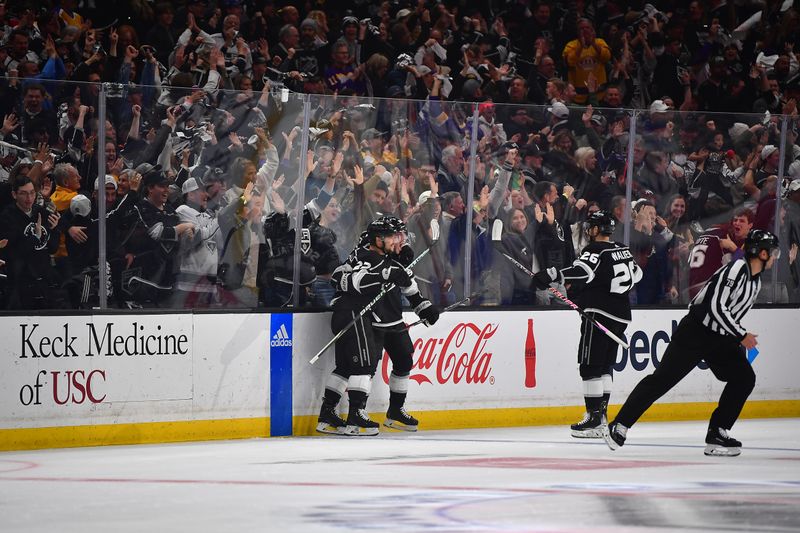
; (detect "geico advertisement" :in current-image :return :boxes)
[1,315,193,421]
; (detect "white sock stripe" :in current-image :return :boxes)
[325,373,348,395]
[582,378,604,397]
[601,373,613,395]
[389,373,409,393]
[348,374,372,394]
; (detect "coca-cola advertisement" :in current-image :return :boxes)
[380,322,497,386]
[292,307,799,423]
[379,315,540,390]
[289,310,591,418]
[524,318,537,388]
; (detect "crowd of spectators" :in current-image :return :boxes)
[0,0,799,311]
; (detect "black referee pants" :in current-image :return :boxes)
[615,314,756,431]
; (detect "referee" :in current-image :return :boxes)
[604,229,780,456]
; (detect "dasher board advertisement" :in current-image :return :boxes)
[294,308,800,416]
[0,315,194,428]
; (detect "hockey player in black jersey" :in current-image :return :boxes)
[316,216,440,436]
[533,211,642,438]
[373,217,441,431]
[604,229,779,456]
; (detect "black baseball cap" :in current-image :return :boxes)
[142,167,170,187]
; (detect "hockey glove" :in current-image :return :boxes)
[381,263,413,288]
[395,244,415,267]
[532,267,558,290]
[414,299,440,326]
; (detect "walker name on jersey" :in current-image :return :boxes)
[381,322,495,386]
[270,324,292,347]
[611,249,633,261]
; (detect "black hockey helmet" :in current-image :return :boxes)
[585,210,616,235]
[385,215,407,235]
[744,229,779,258]
[366,215,406,240]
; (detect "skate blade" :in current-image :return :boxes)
[344,425,379,436]
[602,426,623,450]
[571,427,604,439]
[704,444,741,457]
[316,422,346,435]
[384,419,419,432]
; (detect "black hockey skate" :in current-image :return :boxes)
[704,427,742,457]
[384,406,419,432]
[316,404,347,435]
[345,408,379,436]
[603,421,627,450]
[570,410,604,438]
[600,400,609,426]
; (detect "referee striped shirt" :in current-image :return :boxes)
[689,258,760,340]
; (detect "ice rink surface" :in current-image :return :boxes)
[1,418,799,532]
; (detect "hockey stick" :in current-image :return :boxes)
[544,285,629,349]
[309,219,440,365]
[489,219,629,349]
[127,276,173,291]
[403,288,487,331]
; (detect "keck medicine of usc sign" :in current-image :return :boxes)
[1,316,193,425]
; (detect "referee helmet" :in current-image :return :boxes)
[744,229,779,259]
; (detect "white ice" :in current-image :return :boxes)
[1,419,799,532]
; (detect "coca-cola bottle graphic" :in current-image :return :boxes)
[524,318,537,388]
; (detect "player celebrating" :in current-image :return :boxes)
[316,216,439,436]
[370,217,440,431]
[533,211,642,438]
[604,229,780,456]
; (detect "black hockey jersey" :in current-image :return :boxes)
[377,244,429,331]
[559,240,643,323]
[330,244,426,329]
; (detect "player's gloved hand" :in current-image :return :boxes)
[532,267,558,290]
[395,244,415,267]
[414,299,440,326]
[382,263,413,287]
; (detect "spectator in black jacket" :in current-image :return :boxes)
[124,169,196,306]
[17,83,58,147]
[651,35,688,107]
[0,176,61,309]
[532,180,574,305]
[498,207,537,305]
[144,3,180,67]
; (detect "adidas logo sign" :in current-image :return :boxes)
[271,324,292,347]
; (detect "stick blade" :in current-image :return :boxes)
[429,218,440,242]
[491,218,503,242]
